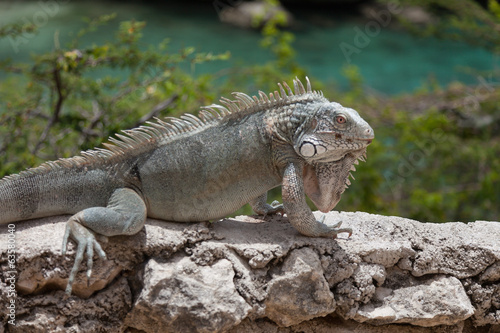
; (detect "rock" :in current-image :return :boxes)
[361,3,436,26]
[398,6,435,25]
[230,316,469,333]
[353,272,474,327]
[125,256,251,333]
[217,0,293,29]
[265,247,336,326]
[1,211,499,332]
[4,277,132,333]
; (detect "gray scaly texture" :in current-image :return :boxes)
[0,78,374,295]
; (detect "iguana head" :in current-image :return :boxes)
[294,101,374,212]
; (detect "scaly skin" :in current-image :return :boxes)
[0,78,374,295]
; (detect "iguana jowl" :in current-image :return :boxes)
[0,78,374,294]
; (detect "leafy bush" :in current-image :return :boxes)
[0,14,229,175]
[330,67,500,222]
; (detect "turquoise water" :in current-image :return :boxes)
[0,0,497,94]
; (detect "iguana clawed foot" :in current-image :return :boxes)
[257,200,285,216]
[317,215,352,238]
[250,195,285,217]
[267,200,285,215]
[60,188,147,295]
[62,217,107,295]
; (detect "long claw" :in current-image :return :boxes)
[62,217,108,295]
[93,239,107,259]
[61,224,71,256]
[263,201,285,216]
[86,238,94,282]
[335,228,352,238]
[66,240,86,295]
[330,220,342,229]
[250,195,285,217]
[318,218,352,239]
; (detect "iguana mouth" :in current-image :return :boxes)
[303,148,367,213]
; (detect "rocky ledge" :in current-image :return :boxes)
[1,211,499,332]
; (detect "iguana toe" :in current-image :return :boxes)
[62,216,107,295]
[322,219,352,238]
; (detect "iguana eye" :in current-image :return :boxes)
[336,115,346,124]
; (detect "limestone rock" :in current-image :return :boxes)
[125,256,251,333]
[217,0,293,29]
[1,211,499,332]
[5,277,132,333]
[354,272,474,327]
[265,247,336,326]
[361,2,436,26]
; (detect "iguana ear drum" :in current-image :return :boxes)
[300,142,316,157]
[299,141,327,158]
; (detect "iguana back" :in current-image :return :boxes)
[0,91,280,223]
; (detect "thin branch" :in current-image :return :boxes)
[133,94,179,127]
[80,100,106,145]
[33,67,65,154]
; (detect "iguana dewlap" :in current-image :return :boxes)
[0,78,374,295]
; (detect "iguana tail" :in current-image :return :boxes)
[0,163,116,224]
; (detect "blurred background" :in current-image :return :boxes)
[0,0,498,222]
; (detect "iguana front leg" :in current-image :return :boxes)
[249,193,284,216]
[61,188,147,295]
[282,162,352,238]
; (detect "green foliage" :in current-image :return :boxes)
[387,0,500,54]
[252,0,294,68]
[0,14,229,176]
[489,0,500,18]
[331,69,500,222]
[0,22,37,39]
[351,0,500,222]
[224,0,305,94]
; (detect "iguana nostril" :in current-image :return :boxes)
[364,128,374,139]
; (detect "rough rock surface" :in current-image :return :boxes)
[217,0,294,29]
[1,211,499,332]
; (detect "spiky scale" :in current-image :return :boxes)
[278,83,287,98]
[269,93,276,103]
[220,97,238,113]
[306,77,312,93]
[294,77,306,94]
[259,91,269,103]
[283,82,294,96]
[235,92,254,106]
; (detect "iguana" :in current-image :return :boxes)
[0,78,374,295]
